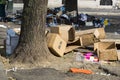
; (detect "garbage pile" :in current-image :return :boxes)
[1,6,111,28]
[46,6,110,28]
[3,6,118,63]
[46,25,119,62]
[4,25,120,63]
[0,9,22,24]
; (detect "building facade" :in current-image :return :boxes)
[13,0,119,9]
[78,0,119,9]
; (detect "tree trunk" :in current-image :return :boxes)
[10,0,54,65]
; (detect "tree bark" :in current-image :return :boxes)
[10,0,54,64]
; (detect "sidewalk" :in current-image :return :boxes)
[79,8,120,15]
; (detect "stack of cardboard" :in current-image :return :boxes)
[75,28,118,61]
[47,26,119,61]
[47,25,75,56]
[47,26,105,57]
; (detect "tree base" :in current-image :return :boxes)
[9,43,58,68]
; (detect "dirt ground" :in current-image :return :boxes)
[0,15,120,80]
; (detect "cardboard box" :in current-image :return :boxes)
[79,33,99,46]
[117,50,120,61]
[94,42,118,60]
[50,25,75,42]
[47,33,67,57]
[75,28,105,39]
[94,28,106,39]
[67,33,99,47]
